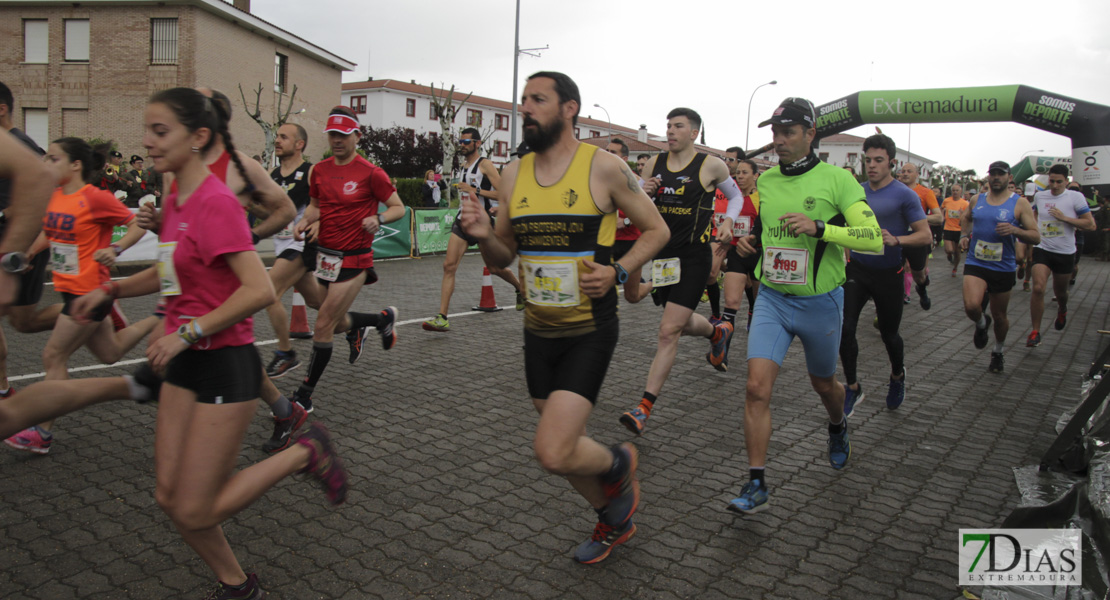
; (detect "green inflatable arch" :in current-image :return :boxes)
[814,85,1110,195]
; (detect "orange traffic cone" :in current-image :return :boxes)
[289,290,313,338]
[473,267,503,312]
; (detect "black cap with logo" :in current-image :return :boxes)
[987,161,1011,174]
[759,97,817,129]
[109,150,123,158]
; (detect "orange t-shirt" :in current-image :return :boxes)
[940,197,969,231]
[43,184,135,294]
[913,184,939,214]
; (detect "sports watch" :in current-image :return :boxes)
[0,251,29,274]
[612,262,629,284]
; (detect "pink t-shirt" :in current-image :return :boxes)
[160,175,256,350]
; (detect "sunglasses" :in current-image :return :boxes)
[722,157,738,163]
[458,139,476,145]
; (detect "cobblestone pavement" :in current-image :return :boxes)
[0,252,1106,599]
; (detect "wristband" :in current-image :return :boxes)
[190,319,203,340]
[251,231,261,245]
[812,220,826,239]
[894,236,901,246]
[110,243,123,255]
[99,281,121,299]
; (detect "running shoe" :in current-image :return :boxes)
[1023,281,1030,292]
[265,350,300,378]
[706,321,734,372]
[886,369,906,410]
[601,443,640,526]
[377,306,398,350]
[708,315,723,327]
[573,517,635,565]
[989,352,1005,374]
[1055,311,1067,331]
[516,290,525,311]
[973,315,992,350]
[292,388,314,414]
[1026,331,1041,347]
[903,294,911,305]
[5,426,52,454]
[842,383,864,418]
[109,300,130,332]
[951,267,957,277]
[726,480,769,515]
[916,283,931,310]
[828,424,851,470]
[295,422,348,505]
[422,314,449,332]
[130,363,163,403]
[346,326,369,364]
[1017,264,1025,280]
[650,287,663,307]
[0,386,14,399]
[619,407,649,436]
[262,401,309,454]
[201,573,264,600]
[700,290,709,303]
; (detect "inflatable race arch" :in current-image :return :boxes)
[813,85,1110,195]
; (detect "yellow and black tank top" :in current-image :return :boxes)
[510,143,617,338]
[651,152,715,254]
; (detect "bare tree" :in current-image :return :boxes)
[239,83,299,168]
[429,83,472,206]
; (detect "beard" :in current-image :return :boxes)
[522,116,564,154]
[989,178,1008,193]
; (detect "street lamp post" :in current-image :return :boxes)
[745,80,777,152]
[509,0,547,152]
[593,103,611,139]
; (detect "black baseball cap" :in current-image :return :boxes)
[109,150,123,158]
[988,161,1011,174]
[130,154,144,164]
[759,97,816,129]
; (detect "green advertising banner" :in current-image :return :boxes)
[413,208,477,255]
[812,85,1110,193]
[372,207,412,259]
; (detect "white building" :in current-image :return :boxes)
[752,133,937,179]
[340,78,664,166]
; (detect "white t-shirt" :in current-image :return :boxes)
[1033,189,1090,255]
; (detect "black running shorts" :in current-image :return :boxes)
[652,244,712,311]
[12,251,49,307]
[1032,247,1075,275]
[524,320,618,405]
[318,267,378,288]
[724,244,759,276]
[902,244,930,272]
[963,264,1016,294]
[165,344,263,404]
[60,292,110,322]
[942,230,962,244]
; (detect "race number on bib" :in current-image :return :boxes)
[947,209,962,219]
[315,249,343,282]
[733,216,752,238]
[1040,220,1064,238]
[157,242,182,296]
[521,257,579,307]
[973,239,1003,262]
[652,258,681,287]
[50,242,79,276]
[275,224,294,240]
[763,247,809,285]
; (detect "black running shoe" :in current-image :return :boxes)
[973,315,992,349]
[292,388,314,414]
[266,350,301,378]
[262,401,309,454]
[346,327,369,364]
[989,352,1005,373]
[916,283,931,310]
[131,363,163,404]
[377,306,398,350]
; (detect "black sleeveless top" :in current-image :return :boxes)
[651,152,714,254]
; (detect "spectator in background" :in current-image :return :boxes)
[422,169,447,208]
[636,153,650,176]
[99,150,132,196]
[125,154,161,207]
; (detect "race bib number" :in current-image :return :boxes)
[315,248,343,282]
[652,258,681,287]
[157,242,181,296]
[947,209,962,219]
[521,257,579,307]
[275,224,294,240]
[763,247,809,285]
[50,241,79,275]
[1040,220,1064,238]
[733,216,752,238]
[973,239,1003,262]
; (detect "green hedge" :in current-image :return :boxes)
[394,178,424,208]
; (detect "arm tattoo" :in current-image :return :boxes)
[621,163,640,193]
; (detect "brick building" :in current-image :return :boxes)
[1,0,354,162]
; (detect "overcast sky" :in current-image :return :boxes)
[254,0,1109,174]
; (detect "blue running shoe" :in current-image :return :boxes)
[573,517,636,564]
[619,407,649,436]
[886,369,906,410]
[842,383,864,418]
[828,424,851,470]
[726,480,769,515]
[706,321,734,372]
